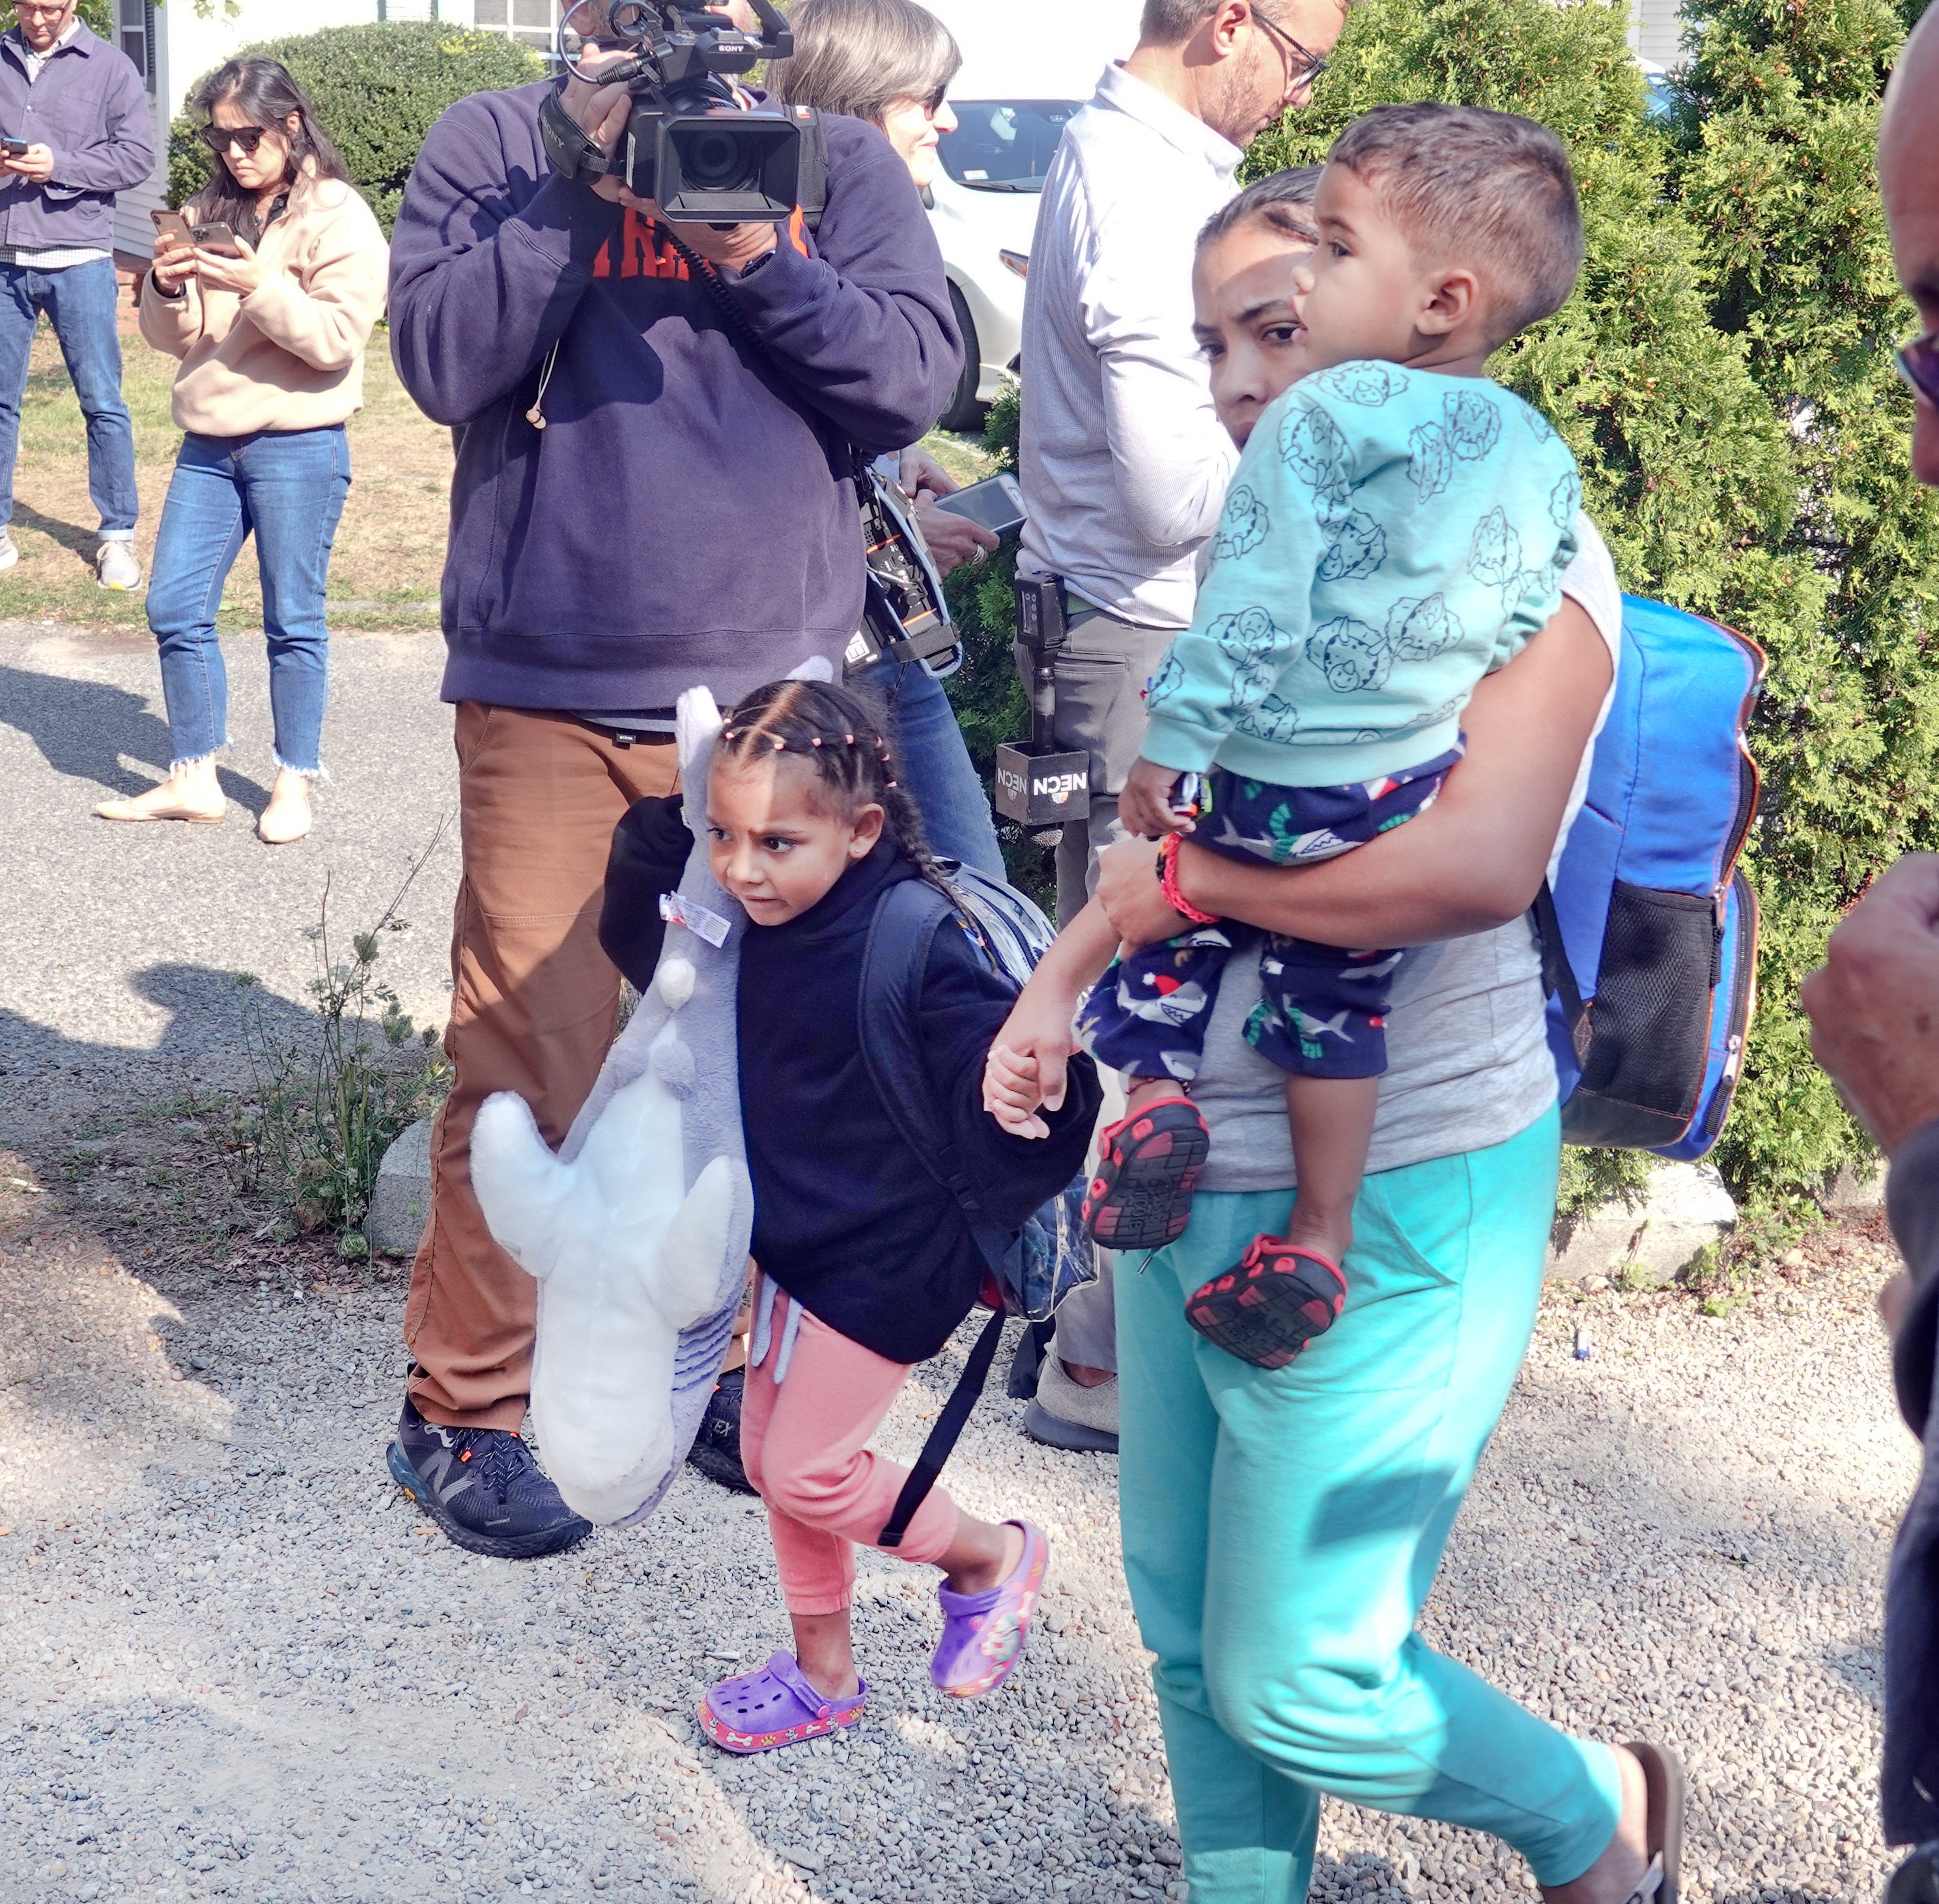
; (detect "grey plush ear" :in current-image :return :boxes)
[787,655,836,683]
[675,686,724,829]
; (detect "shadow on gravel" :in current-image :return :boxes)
[0,659,272,813]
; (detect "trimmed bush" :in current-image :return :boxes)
[167,21,543,236]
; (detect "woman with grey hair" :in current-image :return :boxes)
[767,0,1006,879]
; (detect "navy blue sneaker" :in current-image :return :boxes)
[685,1368,755,1496]
[387,1395,592,1559]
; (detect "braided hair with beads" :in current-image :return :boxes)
[716,679,963,908]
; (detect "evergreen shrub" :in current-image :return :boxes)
[166,21,543,236]
[941,0,1936,1217]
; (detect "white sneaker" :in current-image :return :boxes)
[96,541,141,590]
[0,530,17,571]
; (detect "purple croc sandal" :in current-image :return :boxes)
[931,1520,1049,1699]
[698,1651,867,1755]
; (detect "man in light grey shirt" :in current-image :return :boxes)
[1014,0,1346,1448]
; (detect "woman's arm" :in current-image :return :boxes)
[231,198,390,376]
[1099,595,1615,954]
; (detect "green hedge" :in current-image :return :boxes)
[944,0,1939,1220]
[167,21,543,236]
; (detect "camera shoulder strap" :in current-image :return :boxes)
[787,105,829,235]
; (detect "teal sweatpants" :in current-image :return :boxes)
[1118,1109,1622,1903]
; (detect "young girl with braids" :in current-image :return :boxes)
[694,677,1102,1755]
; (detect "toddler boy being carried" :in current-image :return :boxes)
[992,104,1587,1370]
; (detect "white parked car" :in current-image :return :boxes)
[927,99,1081,429]
[919,0,1144,430]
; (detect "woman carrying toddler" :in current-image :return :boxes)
[694,677,1101,1754]
[991,108,1684,1904]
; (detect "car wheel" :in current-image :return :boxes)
[938,284,984,434]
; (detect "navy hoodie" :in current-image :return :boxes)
[738,844,1102,1366]
[388,82,963,714]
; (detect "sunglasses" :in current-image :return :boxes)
[1899,330,1939,409]
[1252,7,1330,94]
[197,123,272,157]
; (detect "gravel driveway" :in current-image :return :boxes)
[0,1180,1918,1904]
[0,618,459,1146]
[0,620,1920,1904]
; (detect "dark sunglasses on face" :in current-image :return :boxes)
[197,123,271,157]
[1899,331,1939,409]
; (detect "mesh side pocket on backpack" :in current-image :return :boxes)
[1578,882,1716,1122]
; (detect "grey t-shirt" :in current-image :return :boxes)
[1190,516,1624,1191]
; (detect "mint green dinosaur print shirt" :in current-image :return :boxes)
[1140,361,1581,787]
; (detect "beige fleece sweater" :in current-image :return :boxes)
[139,173,390,436]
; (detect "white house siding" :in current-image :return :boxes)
[1628,0,1685,66]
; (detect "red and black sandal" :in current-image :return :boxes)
[1081,1095,1211,1250]
[1185,1235,1346,1369]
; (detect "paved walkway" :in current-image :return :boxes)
[0,619,460,1142]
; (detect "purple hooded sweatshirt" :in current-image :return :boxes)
[388,80,962,715]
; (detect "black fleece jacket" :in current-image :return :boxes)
[737,842,1101,1365]
[1884,1116,1939,1845]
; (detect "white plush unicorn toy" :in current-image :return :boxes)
[470,681,765,1527]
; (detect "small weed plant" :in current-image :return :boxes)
[225,836,451,1249]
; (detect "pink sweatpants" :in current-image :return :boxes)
[740,1288,963,1615]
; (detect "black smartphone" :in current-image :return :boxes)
[930,472,1027,539]
[2,138,29,159]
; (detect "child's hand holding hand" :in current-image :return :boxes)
[1119,758,1195,841]
[984,1042,1061,1140]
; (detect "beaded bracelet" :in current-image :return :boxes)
[1159,834,1220,926]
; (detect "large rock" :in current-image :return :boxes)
[1548,1161,1738,1287]
[369,1115,436,1258]
[1822,1158,1886,1215]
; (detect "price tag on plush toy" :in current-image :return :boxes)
[661,890,732,948]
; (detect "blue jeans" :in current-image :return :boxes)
[847,655,1004,880]
[147,427,350,774]
[0,257,139,537]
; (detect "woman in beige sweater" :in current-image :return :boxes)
[97,57,388,844]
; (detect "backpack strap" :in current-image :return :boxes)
[878,1308,1007,1550]
[858,877,1017,1548]
[1532,880,1593,1065]
[858,877,1017,1282]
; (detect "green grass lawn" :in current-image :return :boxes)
[3,298,455,634]
[2,286,995,636]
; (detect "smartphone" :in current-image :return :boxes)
[150,208,193,244]
[1,137,28,159]
[191,221,244,258]
[930,472,1026,539]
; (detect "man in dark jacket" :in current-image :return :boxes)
[0,0,153,589]
[1804,12,1939,1870]
[384,17,961,1558]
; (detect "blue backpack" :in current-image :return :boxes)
[859,861,1098,1546]
[1536,596,1765,1159]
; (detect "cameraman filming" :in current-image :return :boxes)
[384,0,962,1559]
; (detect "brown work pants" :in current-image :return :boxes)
[404,703,679,1430]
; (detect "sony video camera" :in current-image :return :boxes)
[544,0,821,224]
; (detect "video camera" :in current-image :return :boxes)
[544,0,821,224]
